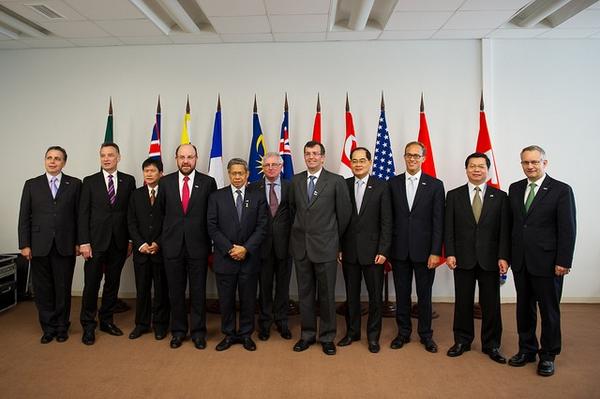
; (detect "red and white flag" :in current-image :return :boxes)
[417,93,438,177]
[476,93,500,189]
[312,93,321,143]
[339,93,357,178]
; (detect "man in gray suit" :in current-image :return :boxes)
[289,140,351,355]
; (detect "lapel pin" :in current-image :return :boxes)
[421,182,427,185]
[194,185,199,188]
[489,194,494,198]
[543,187,548,190]
[367,185,372,189]
[313,191,319,196]
[65,181,70,185]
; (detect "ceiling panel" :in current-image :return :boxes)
[219,33,273,42]
[0,0,86,23]
[95,19,164,37]
[386,11,453,30]
[443,10,517,29]
[0,39,29,49]
[195,0,265,17]
[209,15,270,34]
[269,14,328,33]
[265,0,330,15]
[68,37,123,46]
[63,0,144,20]
[538,28,599,38]
[459,0,532,11]
[39,20,111,38]
[379,30,435,39]
[169,32,222,44]
[392,0,464,12]
[119,35,174,45]
[273,32,327,41]
[327,29,381,41]
[553,10,600,29]
[487,27,548,38]
[21,37,74,47]
[433,29,492,39]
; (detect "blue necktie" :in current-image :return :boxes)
[307,176,316,202]
[235,189,243,221]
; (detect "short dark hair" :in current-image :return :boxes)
[45,146,67,161]
[142,157,163,172]
[350,146,371,161]
[304,140,325,155]
[404,141,426,156]
[101,142,120,154]
[175,143,198,157]
[227,158,248,171]
[465,152,490,169]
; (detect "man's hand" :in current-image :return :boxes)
[127,242,133,258]
[427,254,441,269]
[20,247,32,261]
[374,254,386,265]
[229,245,247,261]
[498,259,509,274]
[337,252,343,263]
[80,244,92,260]
[140,243,151,254]
[555,265,570,277]
[148,242,160,255]
[75,245,80,256]
[446,256,457,270]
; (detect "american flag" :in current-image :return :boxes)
[372,108,395,180]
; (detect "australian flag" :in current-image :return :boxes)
[248,103,266,183]
[148,97,161,160]
[372,109,395,180]
[279,107,294,180]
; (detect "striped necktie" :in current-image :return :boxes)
[107,174,116,206]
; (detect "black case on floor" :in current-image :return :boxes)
[0,255,18,312]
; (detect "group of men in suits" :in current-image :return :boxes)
[18,141,576,376]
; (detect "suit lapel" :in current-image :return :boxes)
[479,186,496,224]
[346,178,358,215]
[526,176,551,217]
[396,174,410,213]
[54,175,71,200]
[309,171,329,208]
[458,185,477,225]
[358,177,375,216]
[298,172,309,206]
[411,174,427,211]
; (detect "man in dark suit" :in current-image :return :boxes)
[207,158,267,351]
[159,143,217,350]
[18,146,81,343]
[127,157,169,341]
[445,152,510,364]
[508,145,576,377]
[338,147,392,354]
[79,142,136,345]
[289,140,351,356]
[388,141,444,353]
[248,152,293,341]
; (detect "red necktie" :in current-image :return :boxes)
[182,176,190,214]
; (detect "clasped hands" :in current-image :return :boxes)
[229,244,247,261]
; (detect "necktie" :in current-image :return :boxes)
[525,182,537,212]
[50,177,58,199]
[150,188,156,206]
[269,183,279,217]
[108,174,116,206]
[235,189,243,221]
[407,176,416,210]
[182,176,190,214]
[307,176,316,203]
[472,186,482,223]
[355,180,365,212]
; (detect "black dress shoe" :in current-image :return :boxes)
[82,331,95,346]
[154,328,167,341]
[321,342,336,355]
[368,341,380,353]
[508,352,537,367]
[277,324,292,340]
[421,338,438,353]
[56,332,69,343]
[40,333,54,344]
[129,326,150,340]
[447,343,471,357]
[337,336,359,347]
[390,335,410,349]
[293,339,316,352]
[537,360,555,376]
[100,322,123,336]
[258,329,270,341]
[483,348,507,364]
[216,336,236,351]
[193,337,207,350]
[170,336,183,349]
[243,337,257,351]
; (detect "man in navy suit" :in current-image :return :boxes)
[18,146,81,343]
[388,141,445,353]
[79,142,136,345]
[207,158,267,351]
[508,145,576,377]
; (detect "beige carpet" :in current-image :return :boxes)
[0,299,598,399]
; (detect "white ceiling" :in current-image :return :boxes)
[0,0,599,50]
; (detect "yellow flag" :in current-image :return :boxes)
[180,97,191,144]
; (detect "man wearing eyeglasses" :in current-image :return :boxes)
[388,141,445,354]
[248,152,293,341]
[507,145,576,377]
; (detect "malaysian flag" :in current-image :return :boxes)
[279,94,294,180]
[148,96,161,160]
[372,93,395,181]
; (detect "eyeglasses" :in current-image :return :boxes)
[263,163,282,168]
[304,151,322,157]
[351,158,369,165]
[404,153,423,160]
[520,160,542,166]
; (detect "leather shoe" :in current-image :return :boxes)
[216,336,236,351]
[421,338,438,353]
[508,352,537,367]
[447,343,471,357]
[337,335,359,347]
[193,337,207,350]
[258,329,270,341]
[56,332,69,343]
[321,342,336,355]
[368,341,380,353]
[243,337,257,351]
[129,326,150,340]
[170,336,183,349]
[82,331,95,346]
[390,335,410,349]
[483,348,507,364]
[293,339,316,352]
[40,333,54,344]
[100,322,123,336]
[277,324,292,340]
[537,360,555,377]
[154,328,167,341]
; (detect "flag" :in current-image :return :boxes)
[417,93,438,177]
[208,95,224,189]
[476,92,500,189]
[148,96,161,160]
[180,96,191,144]
[312,93,321,142]
[279,93,294,180]
[248,96,266,183]
[339,93,357,178]
[104,98,113,143]
[372,92,395,181]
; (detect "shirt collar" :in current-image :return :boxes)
[102,169,117,179]
[528,173,546,187]
[46,172,62,183]
[406,170,422,181]
[147,185,158,195]
[354,175,369,185]
[231,184,246,196]
[308,168,322,180]
[467,181,486,195]
[266,176,281,186]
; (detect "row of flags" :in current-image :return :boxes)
[102,93,500,190]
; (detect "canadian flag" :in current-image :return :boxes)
[476,93,500,189]
[339,93,357,178]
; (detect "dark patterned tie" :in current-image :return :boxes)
[472,186,482,223]
[150,188,156,206]
[108,174,116,206]
[269,183,278,217]
[308,176,316,202]
[236,189,243,221]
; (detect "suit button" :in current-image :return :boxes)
[149,213,153,217]
[149,226,153,230]
[523,224,527,228]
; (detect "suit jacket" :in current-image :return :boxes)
[509,175,576,276]
[288,169,351,263]
[127,185,163,264]
[247,178,291,260]
[159,171,217,259]
[388,172,445,263]
[18,173,82,257]
[78,171,135,251]
[444,184,510,271]
[207,186,268,274]
[341,176,392,265]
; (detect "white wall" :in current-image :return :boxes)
[1,39,598,301]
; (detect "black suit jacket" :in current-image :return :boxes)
[127,185,163,264]
[159,171,217,259]
[388,172,445,263]
[509,175,576,276]
[18,173,81,257]
[207,186,268,274]
[78,171,135,251]
[445,184,510,271]
[341,176,392,265]
[247,178,291,260]
[289,169,352,263]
